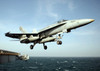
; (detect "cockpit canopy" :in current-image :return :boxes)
[57,19,67,23]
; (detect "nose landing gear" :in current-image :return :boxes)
[57,41,62,45]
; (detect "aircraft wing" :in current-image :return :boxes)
[38,22,66,34]
[5,22,66,39]
[5,32,38,39]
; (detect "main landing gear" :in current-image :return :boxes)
[30,45,34,49]
[30,43,47,50]
[30,43,36,50]
[43,43,47,50]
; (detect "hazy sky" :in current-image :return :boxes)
[0,0,100,57]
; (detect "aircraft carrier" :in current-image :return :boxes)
[0,49,29,64]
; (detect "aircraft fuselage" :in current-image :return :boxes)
[40,19,94,38]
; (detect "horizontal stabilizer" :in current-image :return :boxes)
[5,32,38,39]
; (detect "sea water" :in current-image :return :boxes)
[0,57,100,71]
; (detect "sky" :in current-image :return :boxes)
[0,0,100,57]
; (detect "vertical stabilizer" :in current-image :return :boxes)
[32,29,37,33]
[19,26,27,33]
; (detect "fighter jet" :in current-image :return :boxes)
[5,19,94,50]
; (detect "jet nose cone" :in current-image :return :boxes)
[78,19,95,26]
[90,19,95,22]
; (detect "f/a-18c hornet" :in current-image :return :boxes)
[5,19,94,50]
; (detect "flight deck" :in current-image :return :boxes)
[0,49,28,64]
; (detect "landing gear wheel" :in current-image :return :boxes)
[30,45,33,49]
[44,46,47,50]
[57,41,62,45]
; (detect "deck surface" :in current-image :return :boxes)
[0,49,20,56]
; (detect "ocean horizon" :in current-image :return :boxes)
[0,57,100,71]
